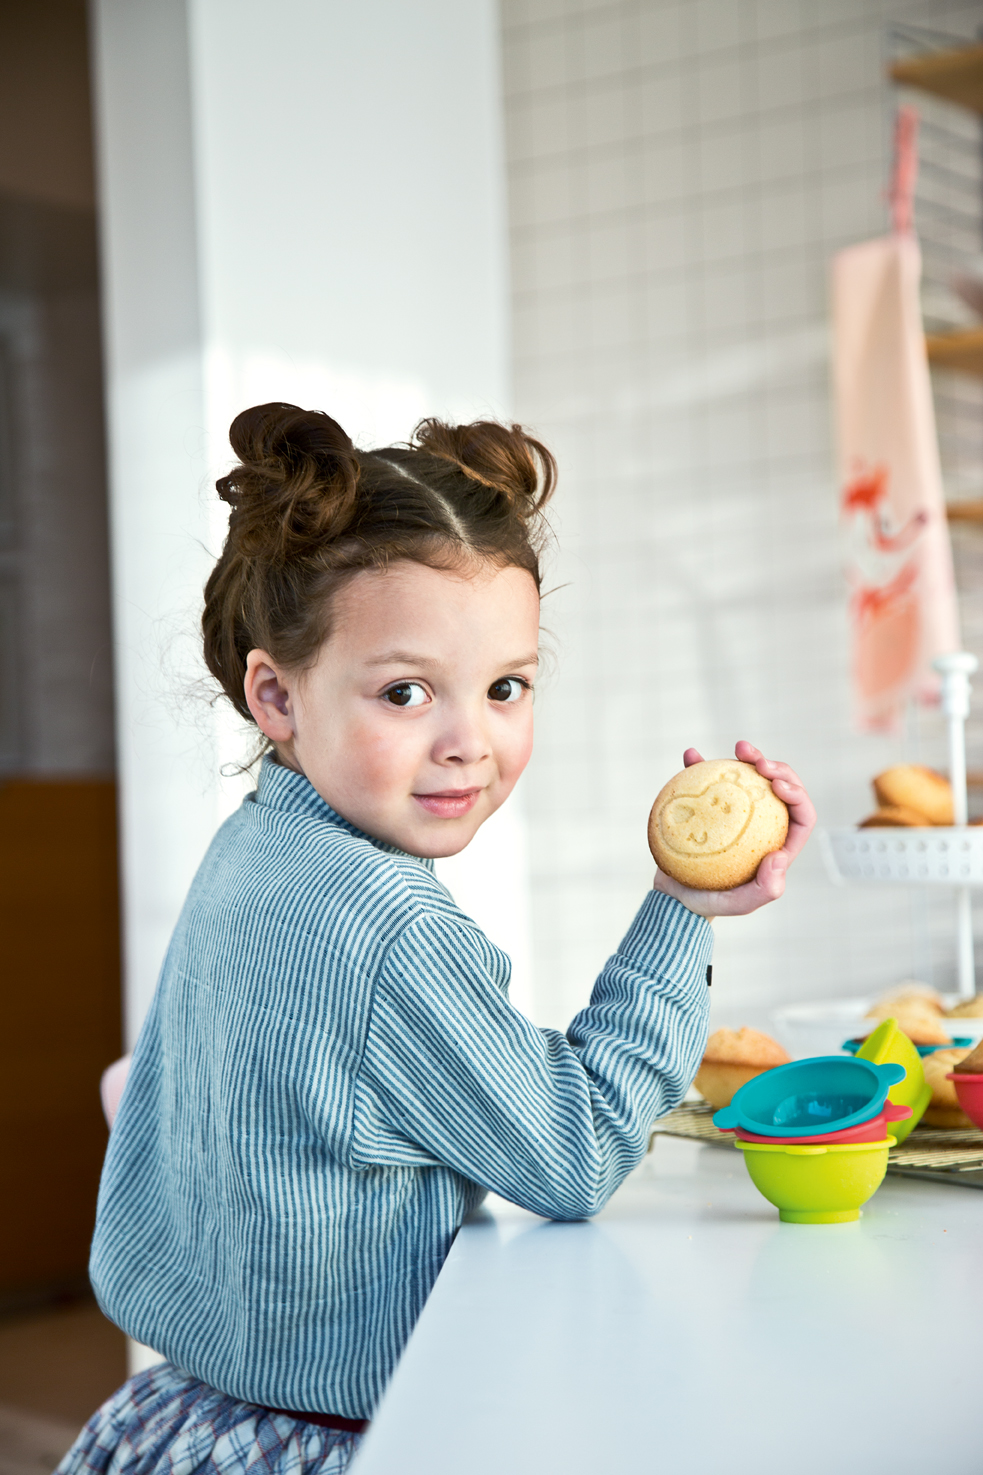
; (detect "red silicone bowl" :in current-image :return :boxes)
[724,1100,911,1146]
[946,1072,983,1130]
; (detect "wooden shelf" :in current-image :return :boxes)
[946,499,983,523]
[890,43,983,113]
[926,328,983,376]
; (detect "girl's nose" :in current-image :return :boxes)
[432,707,491,767]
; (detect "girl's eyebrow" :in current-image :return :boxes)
[365,650,540,669]
[364,650,440,668]
[366,649,421,664]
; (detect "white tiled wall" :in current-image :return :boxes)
[502,0,983,1032]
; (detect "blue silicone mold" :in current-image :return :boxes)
[712,1055,906,1138]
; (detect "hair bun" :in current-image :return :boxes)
[227,402,355,470]
[411,418,555,518]
[217,403,360,560]
[204,404,556,726]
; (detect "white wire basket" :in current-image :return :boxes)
[821,827,983,886]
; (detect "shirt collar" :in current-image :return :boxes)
[253,755,435,870]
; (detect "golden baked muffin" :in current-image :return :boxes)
[648,759,789,891]
[953,1039,983,1074]
[876,981,944,1013]
[922,1047,973,1127]
[872,765,953,826]
[858,805,932,828]
[694,1026,790,1110]
[947,994,983,1019]
[863,1001,951,1046]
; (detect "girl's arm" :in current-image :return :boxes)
[351,891,711,1221]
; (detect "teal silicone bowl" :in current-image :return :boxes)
[713,1056,905,1138]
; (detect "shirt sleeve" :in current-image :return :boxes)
[350,890,712,1220]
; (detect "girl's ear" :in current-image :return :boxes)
[244,649,295,743]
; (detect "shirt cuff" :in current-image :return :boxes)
[616,889,714,984]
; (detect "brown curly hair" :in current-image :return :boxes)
[202,403,557,721]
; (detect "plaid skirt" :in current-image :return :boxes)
[55,1363,363,1475]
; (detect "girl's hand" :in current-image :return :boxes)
[652,740,816,919]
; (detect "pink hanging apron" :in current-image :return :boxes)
[831,231,960,731]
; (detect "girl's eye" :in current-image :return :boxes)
[488,678,526,704]
[384,682,429,708]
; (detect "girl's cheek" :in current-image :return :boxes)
[348,713,421,787]
[502,710,535,777]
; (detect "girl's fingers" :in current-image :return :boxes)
[712,852,789,916]
[733,740,817,860]
[682,747,704,766]
[779,808,817,862]
[736,742,800,791]
[772,776,817,861]
[768,772,810,804]
[752,849,789,898]
[760,762,798,784]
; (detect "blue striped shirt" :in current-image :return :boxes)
[91,758,712,1419]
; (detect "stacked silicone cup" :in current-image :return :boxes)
[713,1057,907,1223]
[946,1070,983,1129]
[731,1099,911,1145]
[855,1018,931,1143]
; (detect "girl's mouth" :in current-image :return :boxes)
[413,788,481,819]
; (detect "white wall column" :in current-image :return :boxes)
[91,0,530,1043]
[90,0,212,1043]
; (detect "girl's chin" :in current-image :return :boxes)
[399,810,488,860]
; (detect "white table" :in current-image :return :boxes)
[353,1135,981,1474]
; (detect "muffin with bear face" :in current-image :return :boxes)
[648,759,789,891]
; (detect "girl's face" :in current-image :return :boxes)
[244,559,540,858]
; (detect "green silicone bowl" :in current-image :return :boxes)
[735,1137,892,1223]
[855,1018,930,1142]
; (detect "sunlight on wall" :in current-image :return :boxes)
[94,0,526,1037]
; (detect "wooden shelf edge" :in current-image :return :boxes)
[890,43,983,113]
[947,500,983,523]
[927,328,983,377]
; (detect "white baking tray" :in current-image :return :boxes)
[820,826,983,886]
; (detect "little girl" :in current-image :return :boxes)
[61,405,814,1475]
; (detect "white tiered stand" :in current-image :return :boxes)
[821,652,981,999]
